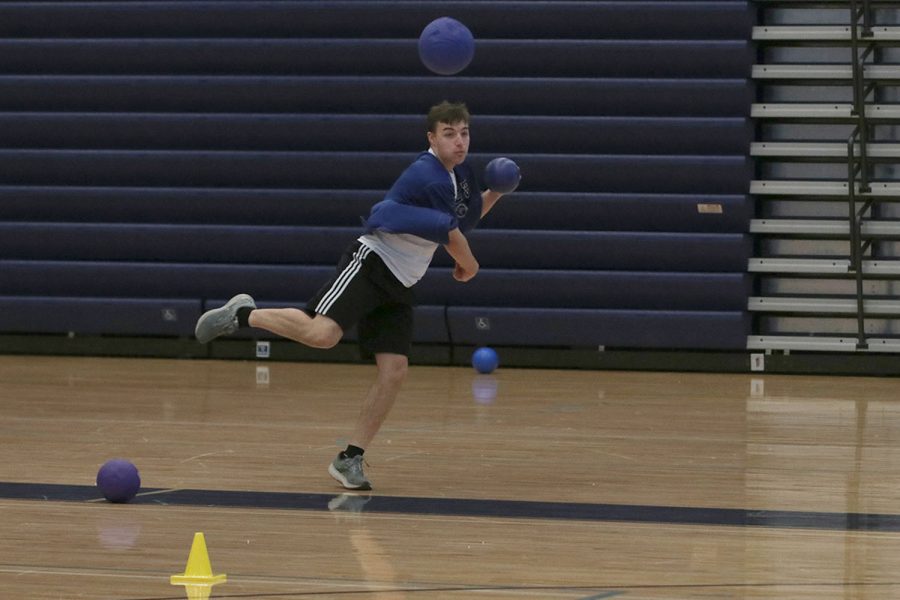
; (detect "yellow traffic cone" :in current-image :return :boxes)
[171,532,227,594]
[179,583,214,600]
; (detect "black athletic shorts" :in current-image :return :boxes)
[305,240,415,359]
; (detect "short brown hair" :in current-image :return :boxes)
[427,101,470,132]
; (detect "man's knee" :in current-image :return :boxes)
[308,316,343,348]
[376,354,409,387]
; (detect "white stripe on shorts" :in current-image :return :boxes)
[315,244,372,316]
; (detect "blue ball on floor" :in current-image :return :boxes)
[472,347,499,374]
[418,17,475,75]
[484,157,521,194]
[96,459,141,503]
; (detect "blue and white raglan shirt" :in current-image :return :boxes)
[360,150,483,287]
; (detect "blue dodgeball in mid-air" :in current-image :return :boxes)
[418,17,475,75]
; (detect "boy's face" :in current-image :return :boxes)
[427,120,470,169]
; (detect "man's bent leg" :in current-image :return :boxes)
[249,308,343,348]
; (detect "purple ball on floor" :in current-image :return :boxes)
[96,459,141,503]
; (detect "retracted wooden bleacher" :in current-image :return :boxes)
[0,1,754,357]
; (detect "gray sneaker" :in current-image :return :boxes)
[328,454,372,490]
[194,294,256,343]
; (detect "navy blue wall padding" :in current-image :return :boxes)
[0,39,752,78]
[0,261,750,312]
[0,114,751,155]
[446,307,750,350]
[216,300,450,344]
[3,187,751,233]
[0,260,336,300]
[0,297,199,336]
[0,76,752,117]
[0,224,750,272]
[418,271,751,311]
[0,150,751,194]
[0,1,754,351]
[0,2,753,39]
[464,231,752,272]
[0,186,381,227]
[480,193,752,233]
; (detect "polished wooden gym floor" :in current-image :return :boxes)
[2,354,900,599]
